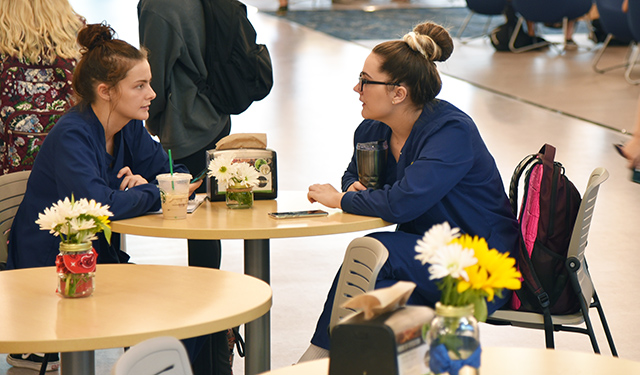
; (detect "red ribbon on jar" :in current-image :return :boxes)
[56,247,98,274]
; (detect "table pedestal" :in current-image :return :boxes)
[61,351,95,375]
[244,239,271,375]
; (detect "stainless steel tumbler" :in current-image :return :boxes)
[356,140,388,189]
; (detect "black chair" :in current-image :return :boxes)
[457,0,508,42]
[625,0,640,83]
[509,0,592,52]
[592,0,635,74]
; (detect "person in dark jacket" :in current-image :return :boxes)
[138,2,239,373]
[301,21,519,361]
[138,0,232,270]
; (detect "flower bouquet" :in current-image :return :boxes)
[414,222,521,375]
[36,196,113,298]
[208,154,260,208]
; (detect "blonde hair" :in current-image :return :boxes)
[0,0,84,63]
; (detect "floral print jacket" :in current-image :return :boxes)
[0,54,76,175]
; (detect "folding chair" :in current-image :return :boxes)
[487,168,618,356]
[329,236,389,331]
[112,336,193,375]
[0,170,30,270]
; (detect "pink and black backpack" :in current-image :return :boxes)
[509,144,582,319]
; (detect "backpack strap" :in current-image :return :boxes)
[538,290,555,348]
[508,153,538,217]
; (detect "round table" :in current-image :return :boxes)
[111,190,391,375]
[0,264,272,375]
[261,347,640,375]
[110,191,389,240]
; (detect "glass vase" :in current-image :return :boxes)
[426,303,481,375]
[225,185,254,209]
[55,242,97,298]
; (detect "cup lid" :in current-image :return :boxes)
[157,173,192,181]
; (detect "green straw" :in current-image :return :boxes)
[168,149,175,190]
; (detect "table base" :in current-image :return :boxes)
[61,351,95,375]
[245,239,271,375]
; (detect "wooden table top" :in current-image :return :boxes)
[110,191,391,240]
[0,264,272,353]
[261,347,640,375]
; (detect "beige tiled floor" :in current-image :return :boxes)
[2,0,639,374]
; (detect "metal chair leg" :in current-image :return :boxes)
[457,11,474,38]
[592,291,619,356]
[508,17,552,53]
[625,42,640,84]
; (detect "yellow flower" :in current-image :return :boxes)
[415,223,522,322]
[457,241,522,301]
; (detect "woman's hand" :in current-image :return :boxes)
[117,167,148,190]
[347,181,367,192]
[308,183,345,209]
[623,136,640,169]
[189,180,203,196]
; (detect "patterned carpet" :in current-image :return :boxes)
[266,7,583,41]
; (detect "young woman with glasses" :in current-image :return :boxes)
[301,21,519,361]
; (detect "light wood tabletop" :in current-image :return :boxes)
[261,347,639,375]
[110,190,391,375]
[110,191,390,240]
[0,264,271,375]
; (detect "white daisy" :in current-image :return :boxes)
[35,206,67,236]
[36,196,113,244]
[233,162,261,188]
[69,217,97,232]
[208,154,236,188]
[427,242,477,281]
[77,198,113,218]
[415,222,461,265]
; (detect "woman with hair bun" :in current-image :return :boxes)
[7,23,197,269]
[302,22,519,360]
[0,0,84,175]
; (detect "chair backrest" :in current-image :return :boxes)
[512,0,592,23]
[329,236,389,331]
[567,167,609,308]
[627,0,640,40]
[111,336,193,375]
[466,0,507,16]
[0,171,30,267]
[596,0,634,41]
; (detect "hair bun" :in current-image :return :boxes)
[403,31,441,61]
[77,23,115,52]
[405,22,453,62]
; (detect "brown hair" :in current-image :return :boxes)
[72,23,148,108]
[372,22,453,108]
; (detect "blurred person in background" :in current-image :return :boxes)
[0,0,84,176]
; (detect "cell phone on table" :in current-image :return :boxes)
[613,143,625,158]
[191,168,208,183]
[268,210,329,219]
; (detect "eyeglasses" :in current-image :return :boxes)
[358,73,400,92]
